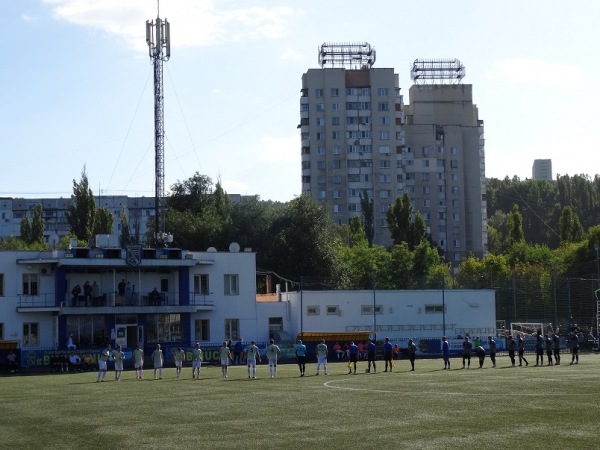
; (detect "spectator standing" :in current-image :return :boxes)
[71,284,81,307]
[118,279,126,296]
[315,339,328,376]
[83,281,92,306]
[91,281,100,306]
[233,339,244,365]
[7,350,18,372]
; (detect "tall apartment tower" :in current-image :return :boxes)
[300,47,487,263]
[532,159,552,181]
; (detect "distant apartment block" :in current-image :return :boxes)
[532,159,552,181]
[300,45,487,262]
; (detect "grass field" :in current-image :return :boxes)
[1,354,599,449]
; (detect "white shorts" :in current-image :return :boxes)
[114,361,123,371]
[175,361,183,368]
[247,359,257,368]
[98,360,107,371]
[317,356,327,365]
[220,358,229,366]
[192,360,202,369]
[268,358,277,367]
[154,362,163,369]
[134,362,143,370]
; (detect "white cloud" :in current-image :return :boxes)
[42,0,297,51]
[281,47,304,61]
[221,179,249,194]
[258,135,298,163]
[486,58,584,88]
[21,14,38,22]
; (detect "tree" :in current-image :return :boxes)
[386,192,427,250]
[506,204,525,246]
[31,204,45,245]
[359,189,374,247]
[168,172,213,214]
[264,194,346,283]
[559,206,584,245]
[348,216,367,248]
[119,205,131,248]
[20,215,32,244]
[93,207,114,236]
[66,166,96,242]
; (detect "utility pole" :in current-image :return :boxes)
[146,1,170,246]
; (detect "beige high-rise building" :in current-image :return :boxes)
[300,47,487,263]
[532,159,552,181]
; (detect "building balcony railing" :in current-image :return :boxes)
[17,291,215,309]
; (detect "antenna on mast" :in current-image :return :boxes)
[146,1,171,246]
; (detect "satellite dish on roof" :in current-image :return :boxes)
[207,247,217,253]
[229,242,240,253]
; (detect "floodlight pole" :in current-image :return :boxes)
[372,279,377,342]
[146,4,170,246]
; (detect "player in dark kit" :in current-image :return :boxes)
[366,339,377,373]
[518,334,529,367]
[383,337,393,372]
[535,330,544,366]
[545,334,553,365]
[487,336,497,368]
[507,335,516,367]
[475,345,485,368]
[462,336,472,369]
[552,331,561,365]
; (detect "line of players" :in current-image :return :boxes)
[451,329,581,370]
[94,329,583,382]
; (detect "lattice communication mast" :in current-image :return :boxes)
[410,58,465,84]
[318,42,376,69]
[146,3,171,245]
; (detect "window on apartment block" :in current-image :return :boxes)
[194,274,209,295]
[316,103,325,112]
[224,274,239,296]
[330,88,339,97]
[316,117,325,126]
[317,146,325,155]
[224,319,240,340]
[22,273,39,296]
[331,116,340,126]
[315,88,323,97]
[195,319,210,342]
[23,322,39,347]
[316,132,325,141]
[377,88,389,96]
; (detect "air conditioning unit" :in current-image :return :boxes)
[41,267,52,276]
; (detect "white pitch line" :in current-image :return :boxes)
[322,379,592,396]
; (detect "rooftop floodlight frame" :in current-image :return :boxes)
[410,58,465,84]
[318,42,376,69]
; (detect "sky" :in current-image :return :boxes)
[2,0,599,202]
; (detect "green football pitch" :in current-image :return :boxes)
[1,354,599,449]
